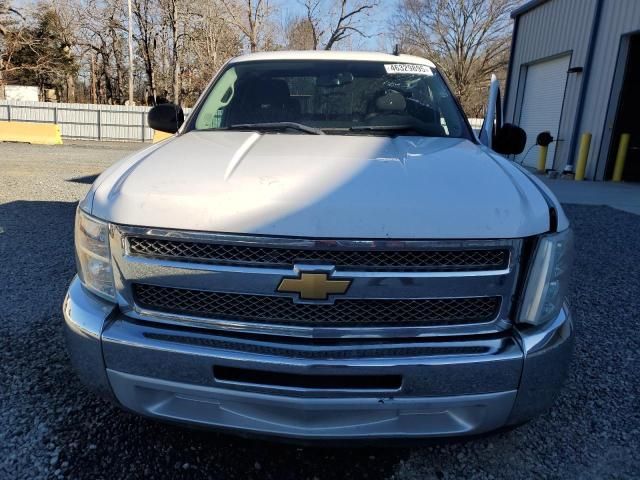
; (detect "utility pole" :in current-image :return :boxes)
[90,53,97,103]
[127,0,134,105]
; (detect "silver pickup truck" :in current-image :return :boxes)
[64,51,574,440]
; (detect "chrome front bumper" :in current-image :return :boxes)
[63,276,574,440]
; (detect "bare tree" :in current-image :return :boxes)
[49,0,81,101]
[106,3,127,103]
[131,0,159,102]
[392,0,517,116]
[0,0,23,98]
[300,0,322,49]
[323,0,377,50]
[160,0,181,103]
[0,0,22,36]
[1,28,59,80]
[284,15,317,50]
[221,0,272,52]
[2,0,385,106]
[1,5,79,101]
[157,0,200,105]
[287,0,378,51]
[182,1,241,103]
[76,0,129,103]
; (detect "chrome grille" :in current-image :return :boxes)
[143,333,492,358]
[113,226,521,338]
[133,283,501,327]
[127,237,509,271]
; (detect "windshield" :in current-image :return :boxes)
[192,60,471,138]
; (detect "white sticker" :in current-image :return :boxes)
[384,64,433,76]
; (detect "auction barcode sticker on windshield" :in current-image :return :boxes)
[384,64,433,76]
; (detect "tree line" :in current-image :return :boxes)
[0,0,518,116]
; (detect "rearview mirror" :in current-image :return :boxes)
[493,123,527,155]
[148,103,184,134]
[316,72,354,87]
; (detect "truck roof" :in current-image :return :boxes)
[228,50,436,68]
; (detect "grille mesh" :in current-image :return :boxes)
[133,284,501,327]
[127,237,509,271]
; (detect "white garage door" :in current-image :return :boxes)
[516,55,570,168]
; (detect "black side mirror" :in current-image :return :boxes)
[493,123,527,155]
[148,103,184,134]
[536,131,554,147]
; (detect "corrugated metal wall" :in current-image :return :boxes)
[506,0,640,179]
[579,0,640,179]
[505,0,597,171]
[0,101,192,142]
[514,54,571,168]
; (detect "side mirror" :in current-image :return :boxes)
[536,131,554,147]
[493,123,527,155]
[148,103,184,134]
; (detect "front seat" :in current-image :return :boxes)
[226,78,300,125]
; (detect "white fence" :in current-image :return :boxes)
[0,99,484,142]
[0,100,192,142]
[468,118,483,134]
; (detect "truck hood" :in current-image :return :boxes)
[89,131,554,238]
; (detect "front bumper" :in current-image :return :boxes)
[63,276,574,440]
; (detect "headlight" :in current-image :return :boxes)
[75,208,115,301]
[518,228,573,326]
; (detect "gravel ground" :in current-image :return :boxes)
[0,141,638,479]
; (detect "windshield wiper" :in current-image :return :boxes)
[348,125,430,136]
[227,122,324,135]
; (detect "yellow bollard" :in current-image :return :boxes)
[612,133,631,182]
[537,145,548,173]
[575,132,592,181]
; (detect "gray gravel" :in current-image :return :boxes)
[1,141,639,479]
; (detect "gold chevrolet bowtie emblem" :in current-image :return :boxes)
[277,272,351,300]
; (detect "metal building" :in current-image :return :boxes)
[504,0,640,181]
